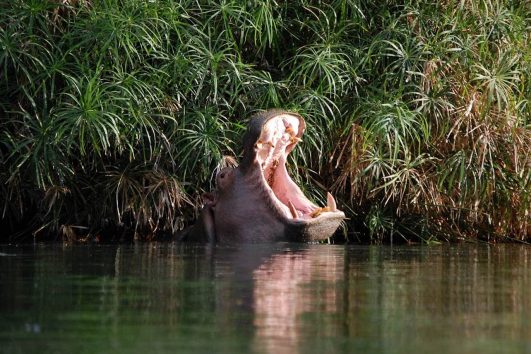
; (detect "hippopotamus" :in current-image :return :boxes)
[186,109,345,243]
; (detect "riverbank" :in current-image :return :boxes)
[1,0,529,243]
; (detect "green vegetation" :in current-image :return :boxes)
[0,0,529,243]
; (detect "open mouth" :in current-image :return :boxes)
[252,113,340,221]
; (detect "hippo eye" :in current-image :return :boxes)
[219,172,225,179]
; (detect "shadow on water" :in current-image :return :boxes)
[1,243,531,353]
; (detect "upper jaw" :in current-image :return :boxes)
[244,110,344,223]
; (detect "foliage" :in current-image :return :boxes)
[0,0,529,242]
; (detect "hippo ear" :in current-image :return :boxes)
[221,155,238,168]
[202,192,217,206]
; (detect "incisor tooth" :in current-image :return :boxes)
[288,200,298,219]
[289,136,301,144]
[327,192,337,212]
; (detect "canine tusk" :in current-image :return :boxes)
[327,192,337,212]
[288,200,299,219]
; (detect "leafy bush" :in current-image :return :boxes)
[1,0,529,242]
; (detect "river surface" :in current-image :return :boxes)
[1,243,530,353]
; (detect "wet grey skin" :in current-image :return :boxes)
[186,109,345,243]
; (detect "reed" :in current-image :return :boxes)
[1,0,529,242]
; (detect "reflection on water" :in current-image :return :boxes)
[253,248,343,354]
[1,243,531,353]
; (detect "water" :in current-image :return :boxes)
[1,243,531,354]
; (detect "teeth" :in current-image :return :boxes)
[289,136,301,144]
[256,140,275,149]
[326,192,337,212]
[310,208,323,218]
[288,200,299,219]
[285,125,302,145]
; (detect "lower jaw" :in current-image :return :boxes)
[259,169,339,221]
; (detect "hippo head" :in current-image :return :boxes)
[188,110,345,243]
[239,110,345,237]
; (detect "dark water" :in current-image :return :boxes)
[1,243,531,354]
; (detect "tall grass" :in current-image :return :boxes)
[0,0,529,242]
